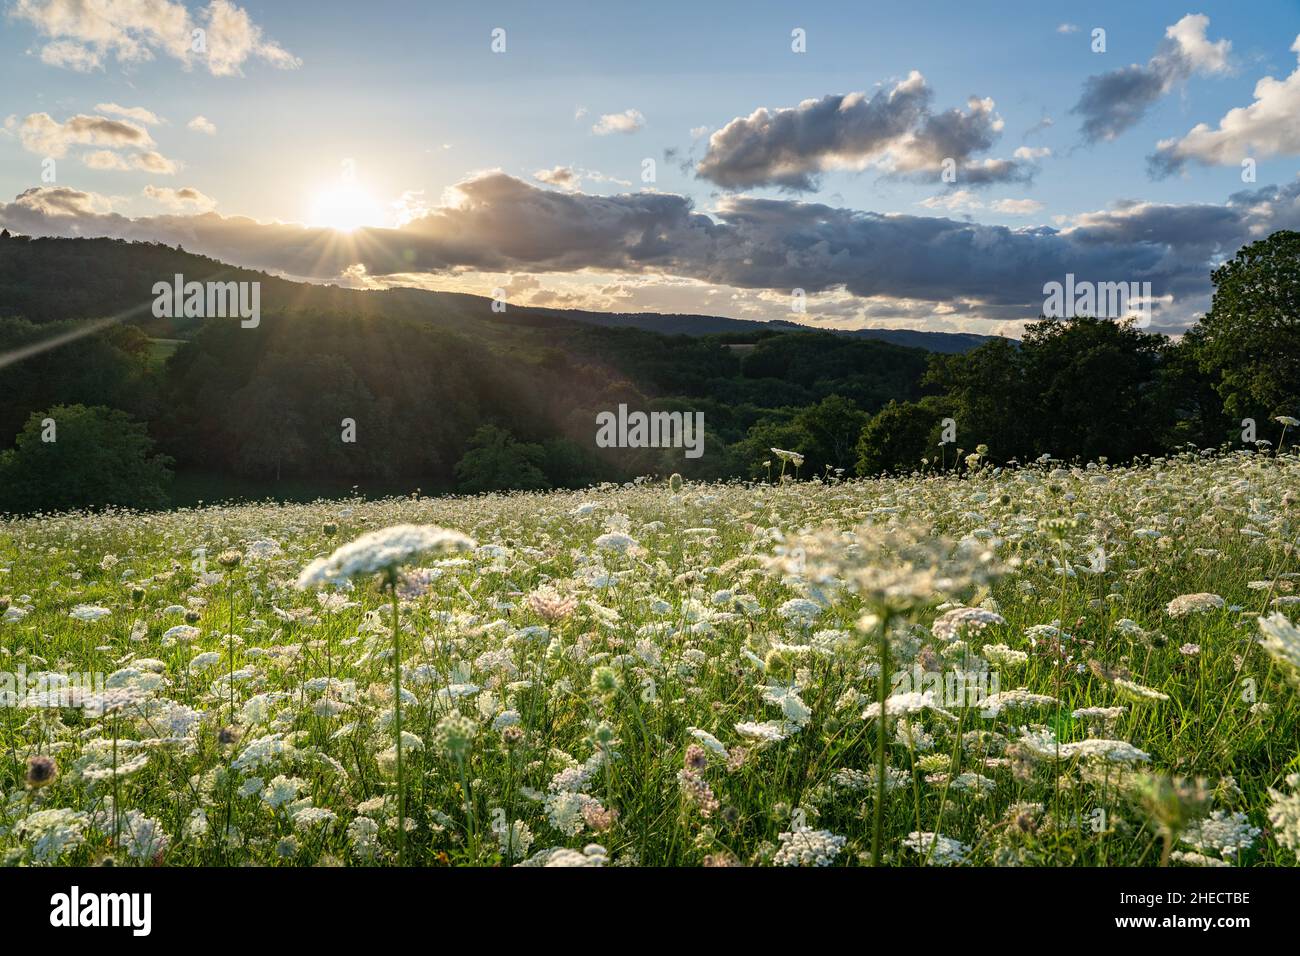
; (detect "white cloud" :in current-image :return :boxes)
[9,112,153,157]
[1151,34,1300,174]
[83,149,179,174]
[990,198,1045,215]
[1057,24,1079,35]
[1013,146,1051,160]
[39,39,102,71]
[187,114,217,135]
[96,102,161,125]
[4,185,113,216]
[1165,13,1231,74]
[143,184,215,210]
[918,190,1042,217]
[7,110,177,173]
[592,109,644,135]
[918,189,983,213]
[534,166,580,190]
[12,0,300,77]
[203,0,300,76]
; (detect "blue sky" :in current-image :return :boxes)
[2,0,1299,335]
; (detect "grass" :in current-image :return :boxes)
[0,449,1297,867]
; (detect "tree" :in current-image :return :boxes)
[924,337,1030,462]
[0,404,172,513]
[856,397,949,475]
[924,318,1167,464]
[1017,316,1165,463]
[733,395,869,478]
[454,425,550,493]
[1196,230,1300,419]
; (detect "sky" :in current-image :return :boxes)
[1,0,1298,337]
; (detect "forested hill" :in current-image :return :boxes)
[0,234,941,502]
[0,233,996,352]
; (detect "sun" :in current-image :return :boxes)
[308,181,385,232]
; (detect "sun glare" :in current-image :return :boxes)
[308,182,385,232]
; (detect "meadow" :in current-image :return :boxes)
[1,449,1298,867]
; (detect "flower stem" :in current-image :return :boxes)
[389,575,405,866]
[871,614,891,867]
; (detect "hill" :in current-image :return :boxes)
[0,233,999,353]
[0,235,941,502]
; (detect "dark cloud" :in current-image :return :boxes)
[1071,13,1230,144]
[695,73,1032,191]
[4,173,1296,331]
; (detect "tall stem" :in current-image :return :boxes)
[389,576,405,866]
[228,579,236,722]
[871,613,891,866]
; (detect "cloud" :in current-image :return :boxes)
[11,0,300,77]
[1057,24,1079,35]
[918,192,1045,217]
[143,184,215,210]
[4,173,1296,332]
[8,110,178,173]
[696,73,1032,191]
[203,0,300,75]
[592,109,645,135]
[1014,145,1051,160]
[1072,14,1230,143]
[95,102,161,124]
[1150,34,1300,176]
[990,198,1045,215]
[187,114,217,135]
[82,149,179,174]
[38,38,103,71]
[534,165,631,191]
[8,112,153,157]
[918,189,984,213]
[534,166,580,189]
[4,186,113,217]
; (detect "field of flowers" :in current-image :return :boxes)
[1,450,1299,867]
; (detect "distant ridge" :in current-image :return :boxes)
[0,234,1002,353]
[548,310,999,353]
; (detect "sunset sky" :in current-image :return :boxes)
[2,0,1298,335]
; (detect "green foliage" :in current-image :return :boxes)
[923,317,1199,464]
[454,425,550,493]
[0,317,155,446]
[734,395,869,477]
[856,396,950,475]
[1195,230,1300,419]
[0,404,172,513]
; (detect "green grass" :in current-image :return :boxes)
[144,337,185,369]
[0,450,1297,867]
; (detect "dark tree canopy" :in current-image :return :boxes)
[0,404,173,513]
[1195,230,1300,419]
